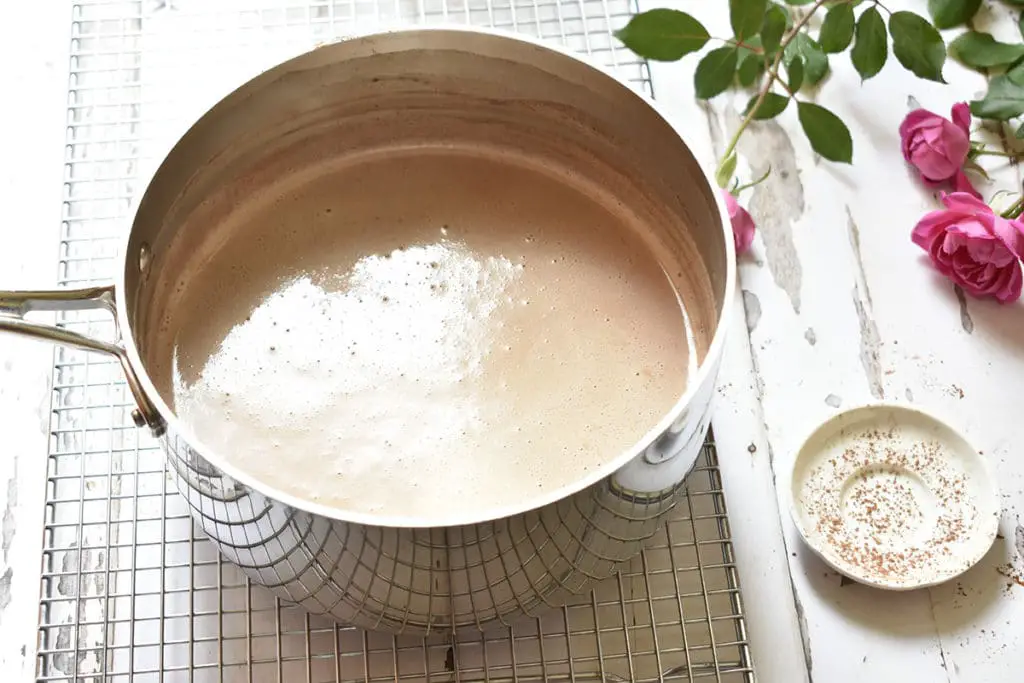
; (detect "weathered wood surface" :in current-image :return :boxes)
[646,1,1024,680]
[3,2,1024,681]
[0,3,72,679]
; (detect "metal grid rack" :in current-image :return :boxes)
[37,1,754,681]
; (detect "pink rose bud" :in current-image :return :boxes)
[899,103,979,197]
[951,167,981,198]
[912,192,1024,303]
[722,190,755,255]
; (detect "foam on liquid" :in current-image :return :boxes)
[153,148,695,520]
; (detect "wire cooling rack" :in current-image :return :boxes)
[38,1,754,681]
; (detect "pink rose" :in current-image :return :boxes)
[899,103,980,198]
[723,190,755,254]
[911,192,1024,303]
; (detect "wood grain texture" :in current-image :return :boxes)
[0,2,72,679]
[4,2,1024,681]
[646,0,1024,680]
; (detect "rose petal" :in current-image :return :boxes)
[997,263,1024,303]
[949,220,995,243]
[913,191,1024,303]
[919,173,947,189]
[901,108,971,184]
[915,148,960,181]
[899,109,940,139]
[912,210,954,250]
[952,169,982,199]
[940,121,971,167]
[950,102,971,136]
[991,215,1024,260]
[721,190,756,255]
[941,192,991,215]
[900,110,941,161]
[964,238,1009,266]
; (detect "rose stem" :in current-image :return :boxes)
[974,149,1022,160]
[1000,195,1024,219]
[715,0,830,178]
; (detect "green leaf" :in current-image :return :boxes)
[615,9,711,62]
[738,52,765,86]
[777,3,794,29]
[761,5,787,55]
[745,92,790,119]
[851,6,887,80]
[736,36,764,86]
[695,47,740,98]
[783,0,815,5]
[1016,122,1024,139]
[784,33,829,85]
[889,11,946,83]
[787,55,805,91]
[927,0,982,29]
[970,61,1024,120]
[731,0,769,39]
[950,32,1024,69]
[819,4,855,53]
[716,152,738,188]
[1019,11,1024,39]
[797,101,853,163]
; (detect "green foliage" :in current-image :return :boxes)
[819,4,855,54]
[971,61,1024,120]
[784,33,829,85]
[786,55,805,91]
[798,102,853,163]
[760,5,787,55]
[950,32,1024,69]
[731,0,768,40]
[889,11,946,83]
[850,7,887,81]
[927,0,982,29]
[746,92,791,119]
[695,47,741,98]
[737,39,765,87]
[614,9,709,61]
[611,0,964,171]
[958,0,1024,124]
[716,151,739,188]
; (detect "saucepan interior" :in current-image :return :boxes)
[119,28,731,526]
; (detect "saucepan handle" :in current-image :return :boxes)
[0,285,166,435]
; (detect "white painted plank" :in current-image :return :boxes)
[640,17,813,677]
[710,295,814,683]
[643,0,1024,680]
[5,2,1023,681]
[0,2,74,679]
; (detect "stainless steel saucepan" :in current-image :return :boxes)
[0,27,734,634]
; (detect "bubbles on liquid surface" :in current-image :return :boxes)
[160,149,695,520]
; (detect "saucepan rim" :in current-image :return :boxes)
[115,24,738,529]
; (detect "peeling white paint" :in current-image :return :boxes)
[0,2,73,678]
[654,1,1024,680]
[1,2,1022,683]
[737,115,806,315]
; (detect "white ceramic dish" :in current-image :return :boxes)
[788,402,1000,590]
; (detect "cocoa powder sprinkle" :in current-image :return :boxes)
[800,424,981,585]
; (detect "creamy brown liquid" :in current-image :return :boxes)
[152,147,694,519]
